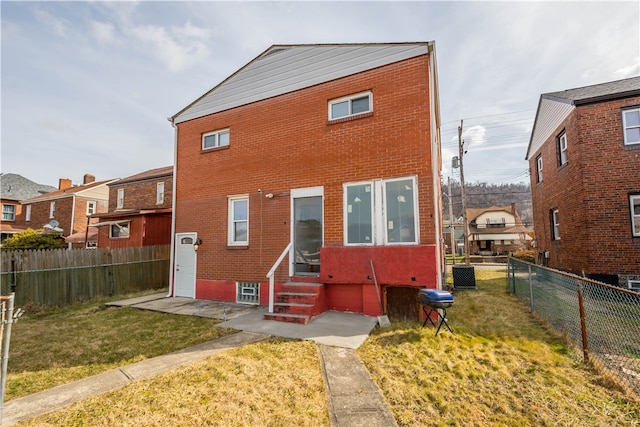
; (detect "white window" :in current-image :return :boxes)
[558,132,568,166]
[110,221,130,238]
[25,205,31,222]
[552,209,560,240]
[156,182,165,205]
[344,176,418,245]
[536,155,543,183]
[228,195,248,245]
[87,201,96,215]
[631,195,640,237]
[329,91,372,120]
[622,108,640,145]
[117,188,124,209]
[203,129,230,150]
[2,204,15,221]
[629,280,640,291]
[236,282,259,304]
[49,201,56,219]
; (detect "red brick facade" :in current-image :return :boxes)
[529,95,640,286]
[108,170,172,212]
[173,49,442,316]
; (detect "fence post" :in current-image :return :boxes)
[1,294,16,421]
[576,282,590,362]
[528,265,534,312]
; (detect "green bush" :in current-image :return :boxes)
[511,249,535,263]
[1,228,66,251]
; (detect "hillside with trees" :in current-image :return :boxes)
[442,180,532,227]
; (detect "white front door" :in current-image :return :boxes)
[174,232,197,298]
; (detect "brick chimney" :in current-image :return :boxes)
[511,202,517,215]
[58,178,72,190]
[83,174,96,185]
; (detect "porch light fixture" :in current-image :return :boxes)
[193,238,203,251]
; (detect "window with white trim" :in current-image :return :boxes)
[536,155,543,183]
[622,108,640,145]
[49,201,56,219]
[203,129,230,150]
[344,176,418,245]
[629,280,640,291]
[236,282,259,304]
[110,221,130,238]
[156,182,165,204]
[551,209,560,240]
[2,204,15,221]
[631,195,640,237]
[329,91,372,120]
[117,188,124,209]
[558,132,568,166]
[87,201,96,215]
[25,205,31,222]
[228,195,248,245]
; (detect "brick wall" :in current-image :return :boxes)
[108,177,173,211]
[175,55,439,284]
[530,95,640,280]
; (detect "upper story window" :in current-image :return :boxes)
[156,182,165,205]
[49,201,56,219]
[203,129,230,150]
[551,208,560,240]
[557,131,568,166]
[117,188,124,209]
[110,221,130,238]
[536,155,543,183]
[329,91,372,121]
[2,204,15,221]
[25,205,31,222]
[630,195,640,237]
[622,108,640,145]
[228,195,248,245]
[87,201,96,215]
[344,176,418,245]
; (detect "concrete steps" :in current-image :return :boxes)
[264,282,326,324]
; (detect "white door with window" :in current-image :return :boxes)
[174,232,197,298]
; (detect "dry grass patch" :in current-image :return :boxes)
[7,293,235,400]
[18,338,329,427]
[359,280,640,426]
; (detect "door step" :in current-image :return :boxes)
[264,282,326,324]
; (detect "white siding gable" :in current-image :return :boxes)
[173,43,430,124]
[526,97,575,160]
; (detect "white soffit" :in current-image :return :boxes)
[173,43,429,124]
[527,98,575,159]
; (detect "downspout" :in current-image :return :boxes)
[68,194,76,250]
[428,41,444,290]
[166,118,179,297]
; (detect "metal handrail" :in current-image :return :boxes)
[266,242,292,313]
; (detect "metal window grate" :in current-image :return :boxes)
[236,282,259,304]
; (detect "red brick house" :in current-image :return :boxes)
[89,166,173,249]
[21,174,114,248]
[526,76,640,290]
[169,43,443,322]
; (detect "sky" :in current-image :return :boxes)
[2,1,639,189]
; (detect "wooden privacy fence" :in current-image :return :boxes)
[0,245,170,307]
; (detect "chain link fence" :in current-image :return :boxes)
[508,257,640,398]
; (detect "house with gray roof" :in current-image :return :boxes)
[525,76,640,290]
[1,173,56,241]
[168,42,443,323]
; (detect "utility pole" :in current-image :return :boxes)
[447,176,455,265]
[458,120,470,265]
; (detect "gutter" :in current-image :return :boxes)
[167,118,179,298]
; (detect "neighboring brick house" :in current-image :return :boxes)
[169,42,443,322]
[20,174,114,247]
[89,166,173,249]
[0,173,56,241]
[466,204,532,255]
[525,76,640,290]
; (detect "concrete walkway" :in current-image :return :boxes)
[2,294,397,426]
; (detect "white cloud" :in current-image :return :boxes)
[614,58,640,79]
[33,7,71,38]
[130,22,212,72]
[90,20,117,45]
[463,126,487,148]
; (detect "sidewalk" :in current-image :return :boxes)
[2,295,397,426]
